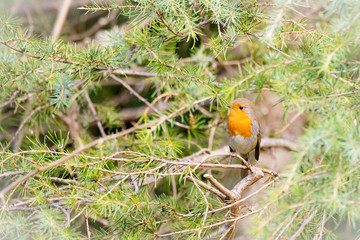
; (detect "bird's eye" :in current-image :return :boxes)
[239,106,244,110]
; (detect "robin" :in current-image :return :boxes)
[226,98,261,177]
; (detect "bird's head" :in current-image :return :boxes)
[227,98,255,116]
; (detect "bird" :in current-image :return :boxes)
[226,98,261,177]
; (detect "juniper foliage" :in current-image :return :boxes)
[0,0,359,239]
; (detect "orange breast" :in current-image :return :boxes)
[227,110,252,138]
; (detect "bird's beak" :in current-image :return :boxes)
[227,105,233,109]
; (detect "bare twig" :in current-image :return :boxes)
[245,32,295,59]
[69,10,118,42]
[0,89,21,110]
[111,74,192,130]
[85,92,106,137]
[314,210,326,240]
[231,60,297,90]
[185,176,226,201]
[70,206,87,223]
[159,15,186,37]
[52,0,72,40]
[274,208,302,240]
[0,171,25,179]
[145,46,215,91]
[157,206,264,237]
[5,104,50,150]
[203,174,234,200]
[194,19,215,28]
[208,116,220,150]
[331,74,359,90]
[78,5,139,11]
[103,67,158,77]
[341,11,360,33]
[170,175,177,198]
[289,208,317,240]
[276,110,305,134]
[85,210,91,240]
[111,75,161,115]
[51,203,71,227]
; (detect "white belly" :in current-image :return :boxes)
[227,133,257,154]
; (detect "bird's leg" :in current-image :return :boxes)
[241,153,254,173]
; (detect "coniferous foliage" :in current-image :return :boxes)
[0,0,359,239]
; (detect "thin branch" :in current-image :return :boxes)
[289,209,317,240]
[245,32,296,59]
[203,174,234,200]
[274,208,302,240]
[187,162,268,239]
[314,210,326,240]
[52,0,72,40]
[5,104,50,150]
[111,75,161,115]
[0,89,21,110]
[78,5,139,11]
[211,178,276,215]
[276,110,305,134]
[111,74,192,130]
[194,19,215,28]
[159,15,186,37]
[157,206,264,237]
[331,74,359,90]
[341,11,360,33]
[231,60,297,90]
[85,92,106,137]
[0,171,25,179]
[70,206,87,223]
[51,203,71,227]
[69,9,118,42]
[111,68,157,77]
[0,39,40,59]
[85,210,91,240]
[208,116,220,150]
[145,46,215,92]
[186,176,226,201]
